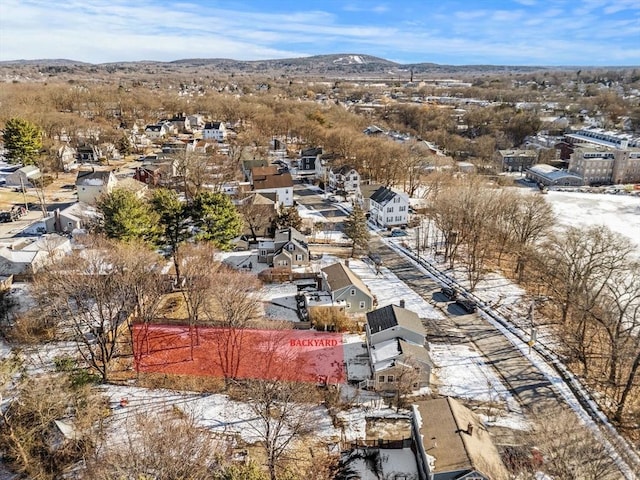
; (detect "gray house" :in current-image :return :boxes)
[364,304,432,392]
[320,262,373,314]
[258,227,310,270]
[366,304,427,347]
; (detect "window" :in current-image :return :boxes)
[378,375,385,383]
[387,375,394,382]
[288,244,294,251]
[386,206,393,212]
[359,301,366,309]
[346,302,351,309]
[296,254,303,261]
[399,205,406,212]
[350,289,356,296]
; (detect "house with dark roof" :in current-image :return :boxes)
[412,397,509,480]
[366,304,427,347]
[298,147,323,175]
[203,121,227,142]
[257,227,309,270]
[75,169,117,204]
[369,186,410,229]
[328,165,360,194]
[144,123,168,140]
[363,304,431,392]
[320,261,373,314]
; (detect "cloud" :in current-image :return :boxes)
[0,0,638,65]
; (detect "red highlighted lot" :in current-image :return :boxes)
[133,325,346,384]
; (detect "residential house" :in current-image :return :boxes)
[364,304,431,392]
[369,186,410,229]
[238,192,278,239]
[57,145,78,172]
[203,121,227,142]
[249,166,279,185]
[298,147,322,176]
[5,165,41,187]
[75,169,117,204]
[187,114,205,132]
[320,261,373,314]
[367,337,432,392]
[412,397,509,480]
[114,177,148,199]
[253,172,294,206]
[366,303,427,347]
[77,145,102,164]
[144,123,168,140]
[355,181,384,212]
[242,159,270,181]
[497,149,538,172]
[133,164,168,186]
[0,234,72,279]
[328,165,360,194]
[273,228,310,269]
[166,113,190,133]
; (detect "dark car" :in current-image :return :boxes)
[440,286,457,300]
[455,299,477,313]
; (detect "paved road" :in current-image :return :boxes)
[368,236,560,416]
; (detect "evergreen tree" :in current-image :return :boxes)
[274,205,302,231]
[2,118,42,165]
[97,189,160,243]
[191,191,243,250]
[344,204,370,256]
[151,188,192,282]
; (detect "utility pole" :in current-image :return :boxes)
[19,175,29,212]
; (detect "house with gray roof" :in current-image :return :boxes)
[328,165,360,194]
[5,165,41,187]
[320,261,373,314]
[258,227,309,270]
[364,304,432,392]
[369,186,410,229]
[366,304,427,347]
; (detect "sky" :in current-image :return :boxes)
[0,0,639,66]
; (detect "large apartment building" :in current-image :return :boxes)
[569,145,640,185]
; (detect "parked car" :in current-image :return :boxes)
[440,286,457,300]
[390,229,408,237]
[455,299,477,313]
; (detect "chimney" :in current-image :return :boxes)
[467,422,474,436]
[399,299,405,308]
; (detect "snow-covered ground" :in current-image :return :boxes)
[260,282,299,322]
[348,258,444,321]
[544,190,640,249]
[430,343,528,430]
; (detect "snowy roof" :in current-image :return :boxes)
[527,164,582,182]
[413,397,509,479]
[75,169,114,186]
[369,338,431,372]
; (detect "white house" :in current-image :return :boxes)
[0,234,72,277]
[368,186,410,229]
[144,123,168,140]
[253,172,294,206]
[328,165,360,194]
[75,169,118,204]
[202,121,227,142]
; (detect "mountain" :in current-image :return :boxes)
[0,53,568,78]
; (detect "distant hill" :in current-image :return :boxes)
[0,53,583,78]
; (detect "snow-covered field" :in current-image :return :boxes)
[544,190,640,249]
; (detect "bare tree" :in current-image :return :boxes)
[245,378,317,480]
[33,237,165,382]
[203,266,262,386]
[84,409,223,480]
[517,407,618,480]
